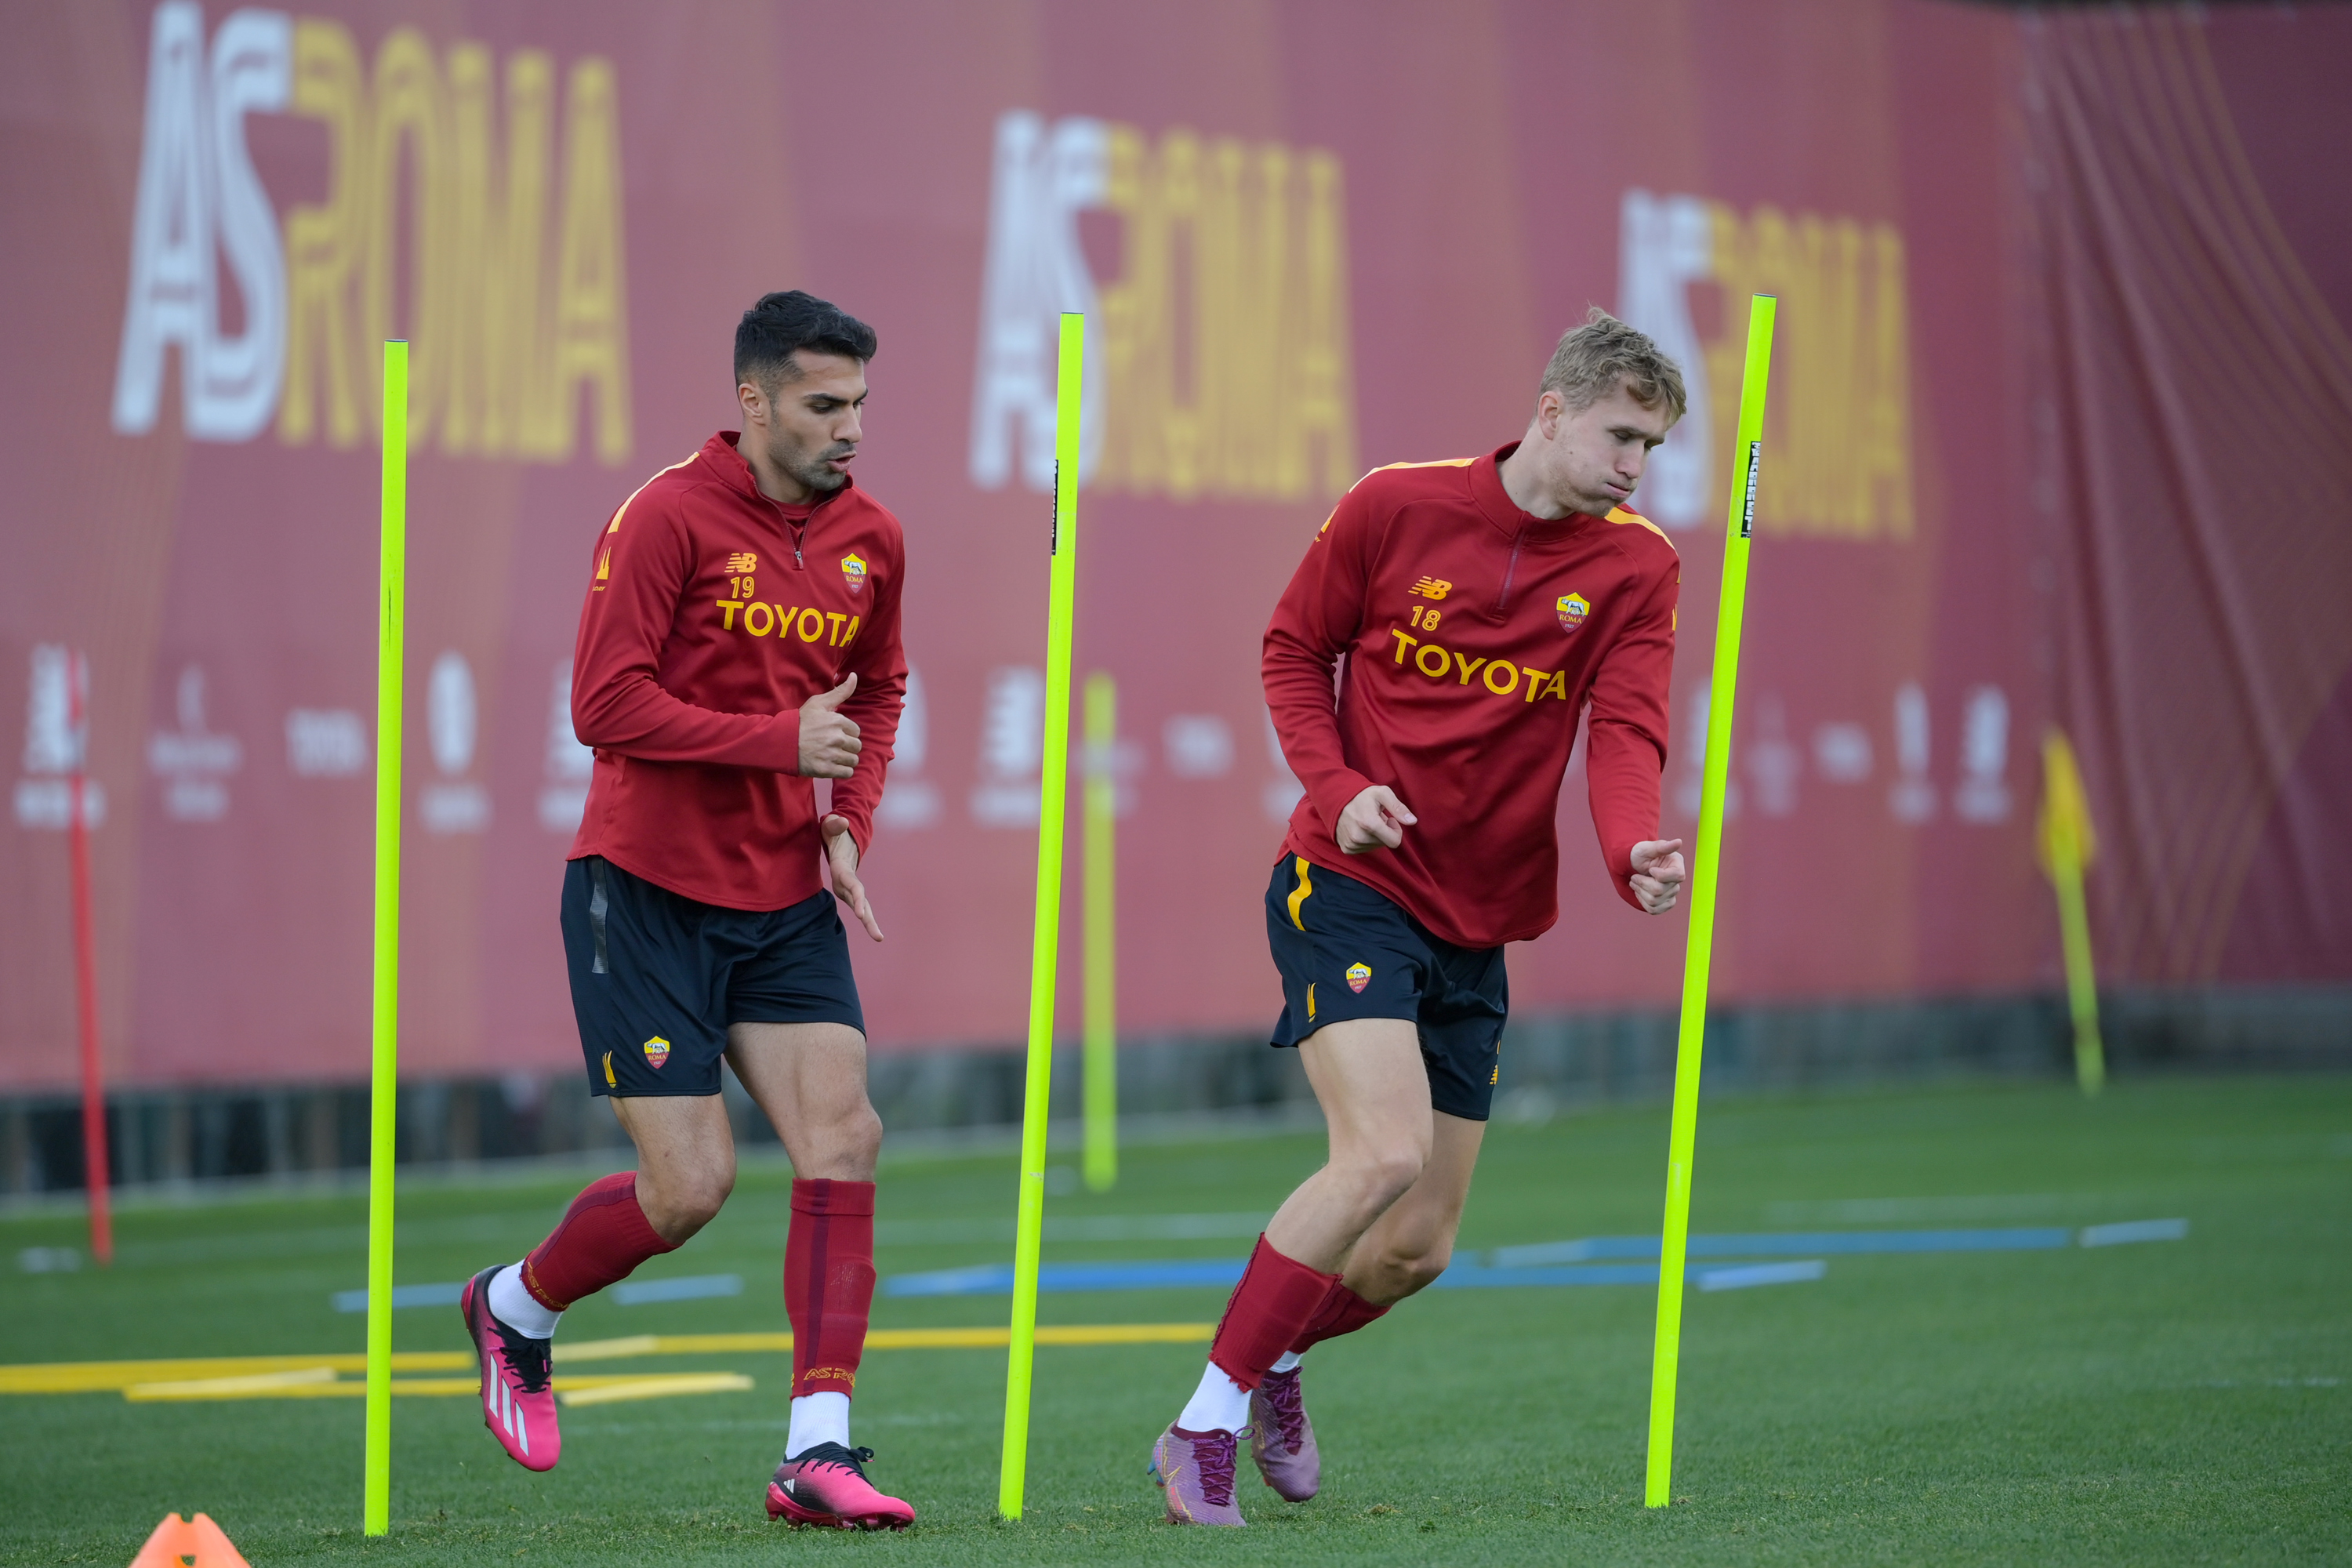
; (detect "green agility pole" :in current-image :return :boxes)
[1643,295,1776,1510]
[997,312,1085,1520]
[1082,672,1118,1193]
[363,340,408,1535]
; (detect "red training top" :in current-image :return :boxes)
[1263,444,1679,948]
[568,431,907,911]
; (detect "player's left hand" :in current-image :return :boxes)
[823,814,884,942]
[1628,838,1686,915]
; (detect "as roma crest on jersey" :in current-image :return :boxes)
[1345,961,1372,993]
[1556,592,1590,633]
[840,553,869,593]
[643,1036,671,1069]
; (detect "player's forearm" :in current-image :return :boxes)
[826,716,901,858]
[573,675,800,771]
[1587,718,1664,909]
[1262,634,1374,830]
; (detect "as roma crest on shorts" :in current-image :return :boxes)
[840,553,869,593]
[643,1036,671,1069]
[1556,592,1590,633]
[1345,961,1372,993]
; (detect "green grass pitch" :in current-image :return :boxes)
[1,1074,2346,1565]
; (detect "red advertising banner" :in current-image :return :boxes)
[4,2,2347,1091]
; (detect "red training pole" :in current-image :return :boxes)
[67,650,112,1267]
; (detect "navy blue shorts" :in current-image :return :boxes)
[561,856,865,1098]
[1264,855,1509,1122]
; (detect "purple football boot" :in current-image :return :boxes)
[1149,1423,1248,1526]
[1250,1367,1320,1501]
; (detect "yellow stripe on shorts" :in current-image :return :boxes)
[1287,857,1315,930]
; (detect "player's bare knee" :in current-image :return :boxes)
[1394,1238,1453,1291]
[838,1102,884,1175]
[1350,1148,1427,1210]
[1356,1236,1450,1303]
[642,1161,733,1240]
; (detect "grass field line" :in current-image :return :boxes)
[0,1323,1214,1393]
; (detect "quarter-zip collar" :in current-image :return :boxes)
[1468,442,1597,545]
[1469,442,1598,618]
[704,430,855,570]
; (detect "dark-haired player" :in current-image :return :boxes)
[1150,310,1692,1525]
[460,291,915,1530]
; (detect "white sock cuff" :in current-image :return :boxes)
[786,1390,853,1458]
[487,1261,561,1340]
[1176,1359,1253,1435]
[1270,1350,1304,1374]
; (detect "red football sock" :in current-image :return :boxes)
[786,1178,877,1399]
[520,1171,677,1311]
[1290,1278,1390,1353]
[1207,1235,1339,1392]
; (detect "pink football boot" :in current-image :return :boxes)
[459,1266,560,1472]
[765,1443,916,1530]
[1150,1423,1248,1526]
[1250,1367,1321,1501]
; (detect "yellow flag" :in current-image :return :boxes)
[2036,729,2096,877]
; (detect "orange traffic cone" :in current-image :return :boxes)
[127,1512,251,1568]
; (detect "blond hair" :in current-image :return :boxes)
[1538,307,1686,422]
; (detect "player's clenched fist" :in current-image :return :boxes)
[1628,837,1686,914]
[1335,784,1417,854]
[798,673,862,778]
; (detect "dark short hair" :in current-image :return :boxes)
[734,291,877,389]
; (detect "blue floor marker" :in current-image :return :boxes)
[1490,1220,2187,1266]
[2078,1218,2189,1247]
[612,1272,743,1305]
[1697,1260,1828,1291]
[885,1259,1247,1298]
[1490,1228,2077,1265]
[878,1218,2187,1298]
[1430,1263,1667,1289]
[332,1281,464,1312]
[884,1258,1829,1297]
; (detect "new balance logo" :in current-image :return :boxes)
[1409,576,1452,599]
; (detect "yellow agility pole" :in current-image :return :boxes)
[2037,730,2104,1094]
[1081,672,1118,1193]
[997,312,1084,1520]
[1644,295,1776,1510]
[363,340,408,1535]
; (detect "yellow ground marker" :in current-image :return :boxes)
[557,1373,754,1407]
[127,1367,338,1399]
[0,1323,1213,1397]
[125,1373,753,1403]
[0,1352,466,1395]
